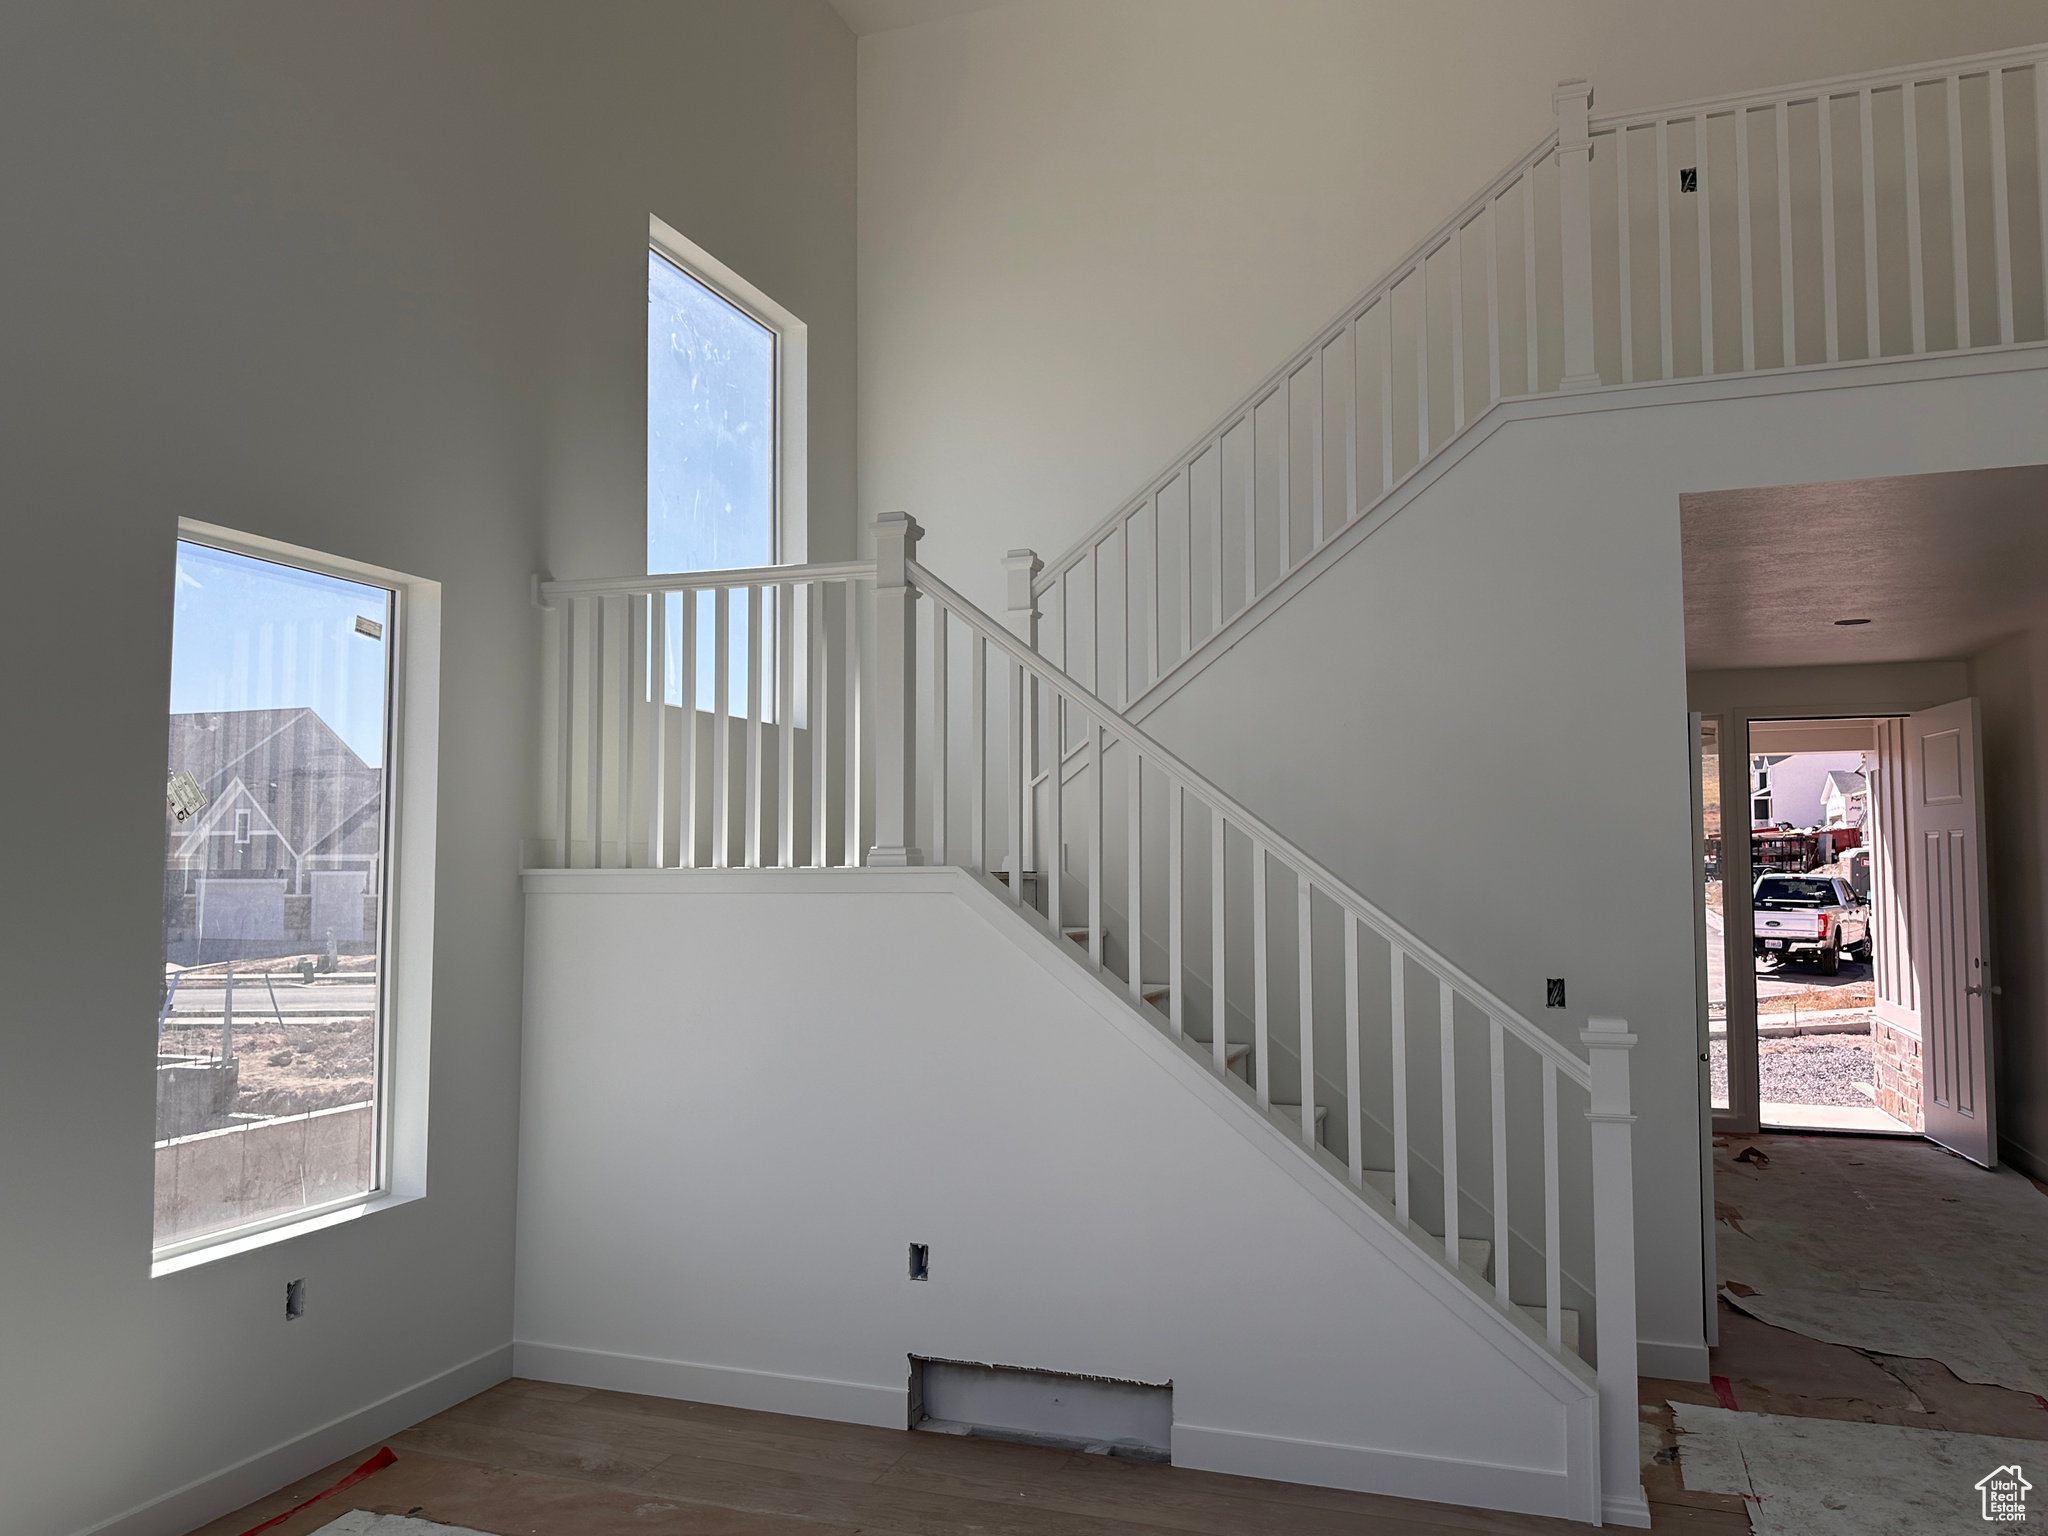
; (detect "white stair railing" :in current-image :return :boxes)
[1033,45,2048,712]
[866,512,1641,1518]
[536,562,874,870]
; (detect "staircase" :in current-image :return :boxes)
[530,44,2048,1529]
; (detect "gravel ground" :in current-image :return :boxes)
[1709,1033,1875,1107]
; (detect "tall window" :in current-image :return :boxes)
[648,247,776,574]
[156,538,397,1255]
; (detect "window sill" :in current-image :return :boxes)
[150,1189,420,1278]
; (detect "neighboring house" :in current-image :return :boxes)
[164,708,384,964]
[1750,751,1865,831]
[1822,768,1869,829]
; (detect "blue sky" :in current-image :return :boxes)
[648,248,776,710]
[170,542,392,765]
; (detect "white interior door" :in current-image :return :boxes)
[1905,698,1997,1166]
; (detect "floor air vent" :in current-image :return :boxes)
[909,1356,1171,1461]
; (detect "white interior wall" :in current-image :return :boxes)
[0,7,854,1535]
[857,0,2048,611]
[516,869,1603,1521]
[1970,626,2048,1179]
[1125,355,2048,1378]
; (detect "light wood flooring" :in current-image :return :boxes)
[192,1373,1750,1536]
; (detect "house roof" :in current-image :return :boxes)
[167,709,382,864]
[1822,770,1867,800]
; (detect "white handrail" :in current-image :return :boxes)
[909,556,1590,1091]
[1587,40,2048,131]
[1031,128,1561,601]
[541,559,877,600]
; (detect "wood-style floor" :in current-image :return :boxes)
[192,1374,1749,1536]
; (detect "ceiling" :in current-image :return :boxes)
[1681,465,2048,671]
[827,0,1016,36]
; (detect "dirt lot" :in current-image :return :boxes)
[159,1014,375,1117]
[1757,981,1874,1015]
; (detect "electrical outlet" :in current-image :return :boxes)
[1545,979,1566,1009]
[1679,167,1698,194]
[285,1277,307,1320]
[908,1243,930,1281]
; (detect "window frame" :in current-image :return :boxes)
[647,213,808,571]
[152,520,441,1275]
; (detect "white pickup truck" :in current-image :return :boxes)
[1753,873,1871,975]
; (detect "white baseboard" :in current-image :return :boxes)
[513,1340,905,1429]
[1169,1422,1579,1523]
[73,1342,511,1536]
[2000,1136,2048,1185]
[1637,1337,1711,1382]
[1604,1487,1655,1527]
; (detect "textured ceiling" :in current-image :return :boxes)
[1681,465,2048,671]
[826,0,1016,37]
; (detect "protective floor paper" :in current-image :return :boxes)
[317,1514,491,1536]
[1715,1134,2048,1396]
[1673,1401,2042,1535]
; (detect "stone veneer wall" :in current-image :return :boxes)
[1873,1018,1924,1129]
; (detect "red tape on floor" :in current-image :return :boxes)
[233,1447,397,1536]
[1711,1375,1739,1411]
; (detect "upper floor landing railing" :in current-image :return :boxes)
[1028,44,2048,715]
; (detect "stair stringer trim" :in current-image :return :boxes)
[1120,340,2048,727]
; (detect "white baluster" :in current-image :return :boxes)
[1297,873,1315,1150]
[779,582,796,868]
[1046,681,1064,933]
[1522,168,1540,392]
[1696,112,1715,373]
[1656,119,1674,378]
[1820,92,1840,363]
[1211,807,1227,1078]
[1087,710,1103,964]
[589,595,604,868]
[1391,944,1410,1225]
[1449,221,1466,431]
[649,591,667,869]
[843,573,862,867]
[745,583,763,869]
[1735,105,1756,370]
[1380,297,1396,489]
[1168,777,1183,1040]
[1616,127,1633,383]
[929,598,948,867]
[1988,67,2013,345]
[970,632,986,873]
[556,595,573,870]
[1554,80,1601,389]
[1543,1058,1560,1348]
[806,583,823,867]
[1904,80,1927,352]
[1440,978,1459,1266]
[620,589,637,866]
[1345,913,1362,1187]
[1252,842,1269,1109]
[682,588,700,868]
[1007,658,1024,901]
[1947,73,1970,349]
[2037,63,2048,329]
[712,586,730,869]
[1485,200,1502,404]
[1584,1015,1643,1525]
[1490,1018,1510,1306]
[1861,89,1881,358]
[1777,98,1795,367]
[1127,742,1143,1004]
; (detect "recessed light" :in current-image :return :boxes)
[1833,618,1872,626]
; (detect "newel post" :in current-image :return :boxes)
[868,511,925,868]
[1583,1014,1647,1527]
[1003,549,1042,647]
[1554,79,1602,391]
